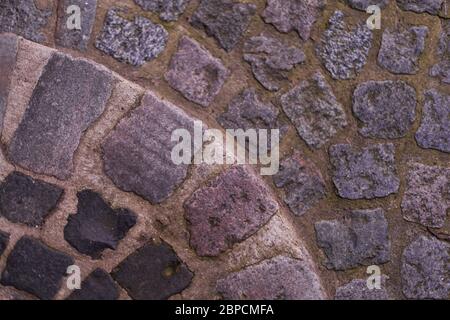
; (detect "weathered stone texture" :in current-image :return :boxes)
[0,33,18,134]
[8,53,113,180]
[316,11,372,80]
[191,0,256,52]
[401,163,450,228]
[0,171,63,227]
[64,190,137,259]
[1,236,74,300]
[330,143,400,200]
[165,36,229,107]
[67,269,119,300]
[56,0,98,51]
[281,72,347,148]
[378,26,428,75]
[315,209,391,270]
[352,81,417,139]
[401,236,449,299]
[415,89,450,153]
[243,34,305,91]
[0,231,9,257]
[396,0,445,15]
[430,20,450,84]
[345,0,389,11]
[262,0,325,40]
[335,277,390,300]
[273,153,326,216]
[112,242,193,300]
[95,8,168,66]
[103,91,199,204]
[134,0,190,21]
[184,166,279,256]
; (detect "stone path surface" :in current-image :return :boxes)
[0,0,449,301]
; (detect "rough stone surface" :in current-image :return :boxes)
[401,162,450,229]
[0,236,74,300]
[345,0,389,11]
[378,26,428,75]
[165,36,229,107]
[103,91,199,204]
[67,268,119,300]
[430,20,450,84]
[191,0,256,52]
[352,81,417,139]
[401,236,450,299]
[95,8,168,66]
[262,0,325,40]
[273,153,326,216]
[243,34,305,91]
[330,143,400,200]
[335,278,390,300]
[56,0,98,51]
[0,33,18,134]
[0,171,64,227]
[64,190,137,259]
[315,209,391,270]
[217,255,325,300]
[316,11,372,80]
[396,0,445,15]
[8,53,113,180]
[112,242,193,300]
[415,89,450,153]
[0,231,9,257]
[134,0,190,21]
[0,0,51,43]
[184,166,279,256]
[281,72,347,148]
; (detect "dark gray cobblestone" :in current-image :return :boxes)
[0,33,18,134]
[134,0,190,21]
[67,268,119,300]
[335,277,390,300]
[0,231,9,257]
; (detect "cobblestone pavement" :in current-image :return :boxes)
[0,0,449,300]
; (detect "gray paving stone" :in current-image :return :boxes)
[329,143,400,200]
[0,171,64,227]
[316,11,372,80]
[353,81,417,139]
[102,91,199,204]
[415,89,450,153]
[273,152,326,216]
[396,0,445,15]
[243,34,305,91]
[430,20,450,84]
[56,0,98,51]
[0,236,74,300]
[262,0,325,40]
[335,277,390,300]
[191,0,256,52]
[281,72,347,149]
[315,208,391,270]
[134,0,190,21]
[184,166,279,257]
[165,36,229,107]
[0,33,18,134]
[0,0,51,43]
[401,236,450,299]
[95,8,168,66]
[401,162,450,229]
[217,255,324,299]
[67,268,119,300]
[0,230,9,257]
[8,53,113,180]
[112,242,193,300]
[345,0,389,11]
[378,25,428,75]
[64,190,137,259]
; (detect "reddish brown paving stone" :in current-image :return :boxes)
[8,52,114,180]
[102,91,201,204]
[67,268,119,300]
[184,166,279,257]
[0,33,18,134]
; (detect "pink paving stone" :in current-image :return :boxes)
[184,166,279,257]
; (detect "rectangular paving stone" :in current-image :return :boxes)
[8,52,114,180]
[56,0,98,51]
[0,33,18,135]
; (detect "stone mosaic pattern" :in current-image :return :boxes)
[0,0,448,301]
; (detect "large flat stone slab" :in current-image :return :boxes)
[8,52,114,180]
[184,166,279,256]
[0,33,18,135]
